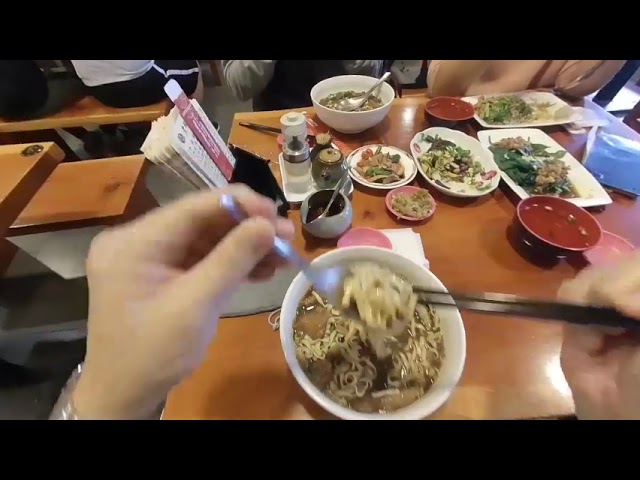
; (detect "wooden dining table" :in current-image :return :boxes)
[163,96,640,420]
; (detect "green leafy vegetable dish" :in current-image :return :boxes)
[475,95,554,125]
[488,136,576,197]
[417,135,497,191]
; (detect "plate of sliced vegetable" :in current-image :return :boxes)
[462,91,580,129]
[347,144,417,190]
[477,128,612,208]
[410,127,500,198]
[386,186,436,222]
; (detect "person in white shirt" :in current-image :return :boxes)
[70,60,203,108]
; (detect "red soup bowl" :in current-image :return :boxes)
[514,196,602,257]
[424,97,475,128]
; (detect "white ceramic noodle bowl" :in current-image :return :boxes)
[280,246,466,420]
[311,75,395,134]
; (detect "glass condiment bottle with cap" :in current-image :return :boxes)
[280,112,311,194]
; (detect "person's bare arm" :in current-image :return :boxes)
[222,60,276,102]
[427,60,491,97]
[556,60,627,98]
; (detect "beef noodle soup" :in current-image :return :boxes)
[293,263,445,414]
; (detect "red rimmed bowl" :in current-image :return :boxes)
[385,185,436,222]
[583,230,636,266]
[424,97,475,128]
[514,196,602,257]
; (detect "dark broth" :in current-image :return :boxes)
[520,202,599,249]
[305,194,345,223]
[293,288,444,414]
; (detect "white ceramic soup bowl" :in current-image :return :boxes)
[279,246,466,420]
[311,75,395,134]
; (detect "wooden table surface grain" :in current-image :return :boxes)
[164,96,640,420]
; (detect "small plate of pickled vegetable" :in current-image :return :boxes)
[347,144,417,190]
[410,127,500,198]
[386,186,436,221]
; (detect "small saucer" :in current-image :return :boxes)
[337,228,393,249]
[583,230,636,266]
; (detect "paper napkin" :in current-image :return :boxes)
[378,228,430,270]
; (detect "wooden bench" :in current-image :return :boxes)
[0,144,158,278]
[8,154,155,236]
[0,143,64,274]
[0,96,170,133]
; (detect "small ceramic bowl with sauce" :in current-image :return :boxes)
[514,196,603,257]
[424,97,475,128]
[301,189,353,239]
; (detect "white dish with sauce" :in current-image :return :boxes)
[477,128,612,208]
[346,144,417,190]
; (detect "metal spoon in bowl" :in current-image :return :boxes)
[308,174,349,226]
[220,194,346,306]
[337,72,392,112]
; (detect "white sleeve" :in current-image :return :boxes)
[221,60,277,102]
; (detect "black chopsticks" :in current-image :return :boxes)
[414,288,640,332]
[239,121,281,135]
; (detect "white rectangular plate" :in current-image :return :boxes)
[477,128,612,208]
[463,91,581,129]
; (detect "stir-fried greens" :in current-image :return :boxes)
[320,90,384,112]
[489,136,575,197]
[475,95,554,125]
[355,146,405,184]
[418,135,496,191]
[391,190,433,218]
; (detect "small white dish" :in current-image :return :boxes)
[410,127,500,198]
[347,144,417,190]
[477,128,612,208]
[278,153,354,204]
[462,91,581,129]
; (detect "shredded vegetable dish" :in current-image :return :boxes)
[418,135,496,191]
[320,91,384,112]
[390,190,433,218]
[355,146,405,184]
[489,136,575,197]
[475,95,554,125]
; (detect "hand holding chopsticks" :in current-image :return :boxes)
[414,288,640,333]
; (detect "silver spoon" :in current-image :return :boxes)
[337,72,392,112]
[308,174,349,225]
[220,194,345,305]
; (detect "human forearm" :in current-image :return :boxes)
[221,60,276,102]
[557,60,626,98]
[427,60,491,97]
[50,363,166,420]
